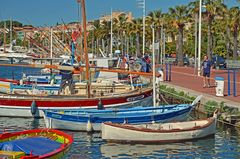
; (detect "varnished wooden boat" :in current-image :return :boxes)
[102,110,218,143]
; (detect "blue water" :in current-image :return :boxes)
[0,117,239,159]
[0,66,42,80]
[0,66,240,158]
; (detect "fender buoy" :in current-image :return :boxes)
[86,119,93,133]
[31,100,37,116]
[97,99,104,110]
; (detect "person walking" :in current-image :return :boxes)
[201,55,212,88]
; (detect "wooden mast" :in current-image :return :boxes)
[3,21,6,53]
[79,0,90,98]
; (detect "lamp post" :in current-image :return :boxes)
[198,0,202,76]
[151,24,156,107]
[137,0,145,56]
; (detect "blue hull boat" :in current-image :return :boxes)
[43,95,202,132]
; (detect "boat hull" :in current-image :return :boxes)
[101,117,216,143]
[0,88,152,117]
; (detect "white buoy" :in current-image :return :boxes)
[86,120,93,133]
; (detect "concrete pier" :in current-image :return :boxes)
[161,66,239,110]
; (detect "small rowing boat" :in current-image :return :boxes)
[101,110,218,143]
[0,129,73,158]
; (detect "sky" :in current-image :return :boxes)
[0,0,239,26]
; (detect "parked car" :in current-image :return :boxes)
[212,56,226,69]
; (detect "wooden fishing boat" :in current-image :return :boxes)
[0,87,152,118]
[0,74,62,95]
[0,129,73,159]
[101,110,218,143]
[0,0,154,118]
[43,96,201,132]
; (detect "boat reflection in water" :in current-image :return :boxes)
[100,137,215,158]
[100,136,215,158]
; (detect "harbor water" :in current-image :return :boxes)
[0,66,240,158]
[0,117,240,158]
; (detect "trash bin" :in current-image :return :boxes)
[215,76,224,96]
[156,68,164,82]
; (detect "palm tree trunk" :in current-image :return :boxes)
[136,33,140,57]
[117,31,120,50]
[126,36,129,55]
[96,38,99,57]
[130,36,133,48]
[102,39,105,54]
[121,34,124,55]
[207,21,212,60]
[225,26,230,60]
[233,27,238,61]
[178,27,184,66]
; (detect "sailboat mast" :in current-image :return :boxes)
[110,8,113,58]
[10,18,12,44]
[80,0,90,98]
[50,27,53,58]
[151,24,156,107]
[3,21,6,53]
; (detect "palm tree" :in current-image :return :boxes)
[147,9,163,63]
[213,4,230,59]
[188,1,199,63]
[92,20,102,56]
[204,0,223,60]
[100,20,111,55]
[115,13,128,55]
[131,18,142,56]
[229,7,240,60]
[169,5,189,66]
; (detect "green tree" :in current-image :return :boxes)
[229,7,240,60]
[169,5,189,66]
[204,0,223,60]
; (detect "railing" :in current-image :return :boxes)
[226,60,240,69]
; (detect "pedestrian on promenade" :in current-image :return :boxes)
[201,55,212,88]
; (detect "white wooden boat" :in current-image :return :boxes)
[102,110,218,143]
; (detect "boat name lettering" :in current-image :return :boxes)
[127,95,145,102]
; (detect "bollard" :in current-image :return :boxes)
[228,69,231,96]
[233,69,236,97]
[165,64,168,81]
[169,64,172,81]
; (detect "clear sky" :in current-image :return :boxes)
[0,0,239,26]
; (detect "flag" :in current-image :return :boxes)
[72,30,80,42]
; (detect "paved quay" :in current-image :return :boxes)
[161,66,240,109]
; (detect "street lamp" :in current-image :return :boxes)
[198,0,202,76]
[137,0,146,56]
[151,24,156,107]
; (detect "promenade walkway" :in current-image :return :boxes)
[162,66,240,107]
